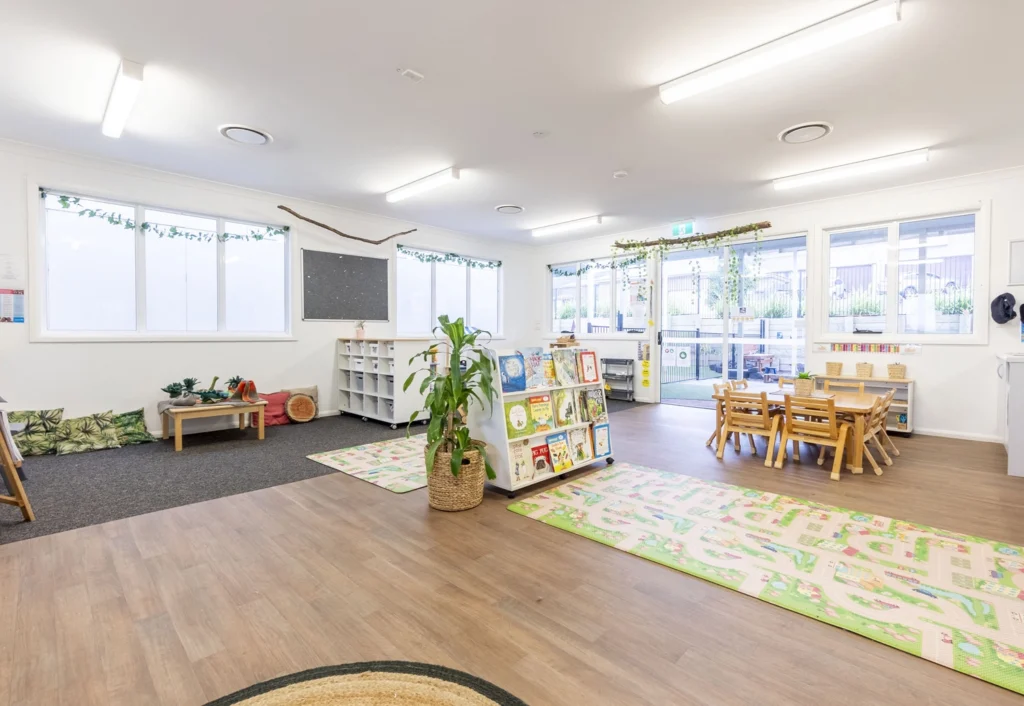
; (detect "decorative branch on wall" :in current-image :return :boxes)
[277,205,417,245]
[613,221,772,252]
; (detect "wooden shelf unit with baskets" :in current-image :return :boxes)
[814,374,915,434]
[336,338,432,429]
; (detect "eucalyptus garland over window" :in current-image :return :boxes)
[547,253,646,278]
[397,244,501,269]
[40,189,289,242]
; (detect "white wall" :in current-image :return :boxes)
[536,166,1024,441]
[0,140,536,431]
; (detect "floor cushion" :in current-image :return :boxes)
[112,408,158,445]
[55,411,122,455]
[284,385,319,406]
[8,408,64,456]
[285,393,317,423]
[259,392,291,426]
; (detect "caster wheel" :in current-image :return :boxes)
[559,474,567,480]
[606,458,615,465]
[507,492,517,499]
[361,416,368,422]
[390,424,398,430]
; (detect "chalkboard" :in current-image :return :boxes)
[301,249,389,321]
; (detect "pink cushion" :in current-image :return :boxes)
[259,392,291,426]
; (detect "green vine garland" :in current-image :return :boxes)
[41,190,288,242]
[397,244,501,269]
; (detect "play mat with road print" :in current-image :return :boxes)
[509,463,1024,695]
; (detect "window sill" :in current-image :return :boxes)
[814,332,987,346]
[31,332,297,344]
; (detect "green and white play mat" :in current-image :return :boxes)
[509,463,1024,696]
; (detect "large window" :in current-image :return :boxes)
[41,192,289,337]
[826,213,975,337]
[549,258,649,335]
[396,247,501,335]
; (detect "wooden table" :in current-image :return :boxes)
[161,401,267,452]
[712,384,883,475]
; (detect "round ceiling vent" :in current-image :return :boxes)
[779,122,833,144]
[495,204,524,215]
[219,125,273,145]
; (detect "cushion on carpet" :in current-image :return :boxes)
[259,392,291,426]
[8,408,64,456]
[285,393,317,423]
[112,408,158,445]
[55,411,122,455]
[284,385,319,405]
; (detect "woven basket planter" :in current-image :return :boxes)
[428,447,486,512]
[887,363,907,380]
[855,362,874,378]
[825,362,843,377]
[794,378,815,396]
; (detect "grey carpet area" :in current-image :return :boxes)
[1,401,643,545]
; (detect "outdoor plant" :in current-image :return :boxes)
[404,315,499,478]
[936,293,974,315]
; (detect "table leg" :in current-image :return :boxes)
[714,402,723,450]
[162,412,169,440]
[174,417,183,452]
[239,413,246,430]
[257,407,265,440]
[847,414,865,474]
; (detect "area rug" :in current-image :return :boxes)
[508,463,1024,696]
[204,661,527,705]
[307,435,427,493]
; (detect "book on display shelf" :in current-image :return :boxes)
[546,431,573,473]
[529,394,554,432]
[553,388,578,427]
[498,353,527,393]
[504,399,533,439]
[520,347,546,389]
[532,444,552,476]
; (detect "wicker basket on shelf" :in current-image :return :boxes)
[887,363,907,380]
[855,362,874,378]
[825,362,843,376]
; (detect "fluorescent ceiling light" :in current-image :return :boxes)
[773,148,928,191]
[385,167,459,203]
[532,216,603,238]
[659,0,901,104]
[101,59,144,138]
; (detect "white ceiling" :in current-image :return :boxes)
[1,0,1022,243]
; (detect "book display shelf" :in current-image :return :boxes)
[470,346,614,498]
[336,338,432,429]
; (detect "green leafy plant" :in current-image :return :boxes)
[830,290,884,317]
[181,377,200,394]
[797,372,813,380]
[404,316,499,479]
[161,382,184,398]
[935,293,974,315]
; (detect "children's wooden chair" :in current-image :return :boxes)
[818,394,891,475]
[877,389,901,457]
[824,380,865,393]
[777,377,795,390]
[718,390,781,467]
[706,383,731,448]
[775,395,851,480]
[728,379,749,391]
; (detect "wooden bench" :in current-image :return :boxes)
[161,401,267,452]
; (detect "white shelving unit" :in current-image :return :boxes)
[814,374,916,434]
[470,348,614,498]
[337,338,432,429]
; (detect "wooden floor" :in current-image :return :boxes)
[1,404,1021,705]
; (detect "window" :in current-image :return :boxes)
[549,258,649,335]
[825,213,976,337]
[396,247,501,335]
[41,192,289,337]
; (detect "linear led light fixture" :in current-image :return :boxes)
[659,0,901,104]
[532,215,603,238]
[773,148,928,191]
[101,59,144,138]
[385,167,459,203]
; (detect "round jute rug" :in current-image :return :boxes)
[204,661,528,706]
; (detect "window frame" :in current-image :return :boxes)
[29,185,293,343]
[817,204,988,346]
[546,256,650,340]
[395,246,503,337]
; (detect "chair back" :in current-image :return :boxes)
[875,389,896,428]
[728,379,749,391]
[778,377,795,390]
[824,379,865,393]
[723,390,772,431]
[784,394,839,440]
[713,382,729,395]
[864,397,887,435]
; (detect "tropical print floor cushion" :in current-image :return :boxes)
[7,408,64,456]
[55,411,122,455]
[112,408,157,445]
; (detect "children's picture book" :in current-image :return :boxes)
[579,350,600,383]
[498,353,527,393]
[575,388,590,423]
[568,427,592,464]
[542,353,558,387]
[584,388,608,424]
[504,399,533,439]
[520,347,546,389]
[532,444,552,476]
[510,440,533,483]
[592,423,612,459]
[546,432,573,472]
[551,349,580,386]
[553,388,578,427]
[529,394,554,432]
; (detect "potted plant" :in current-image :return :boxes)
[354,320,367,340]
[794,372,815,396]
[404,315,498,511]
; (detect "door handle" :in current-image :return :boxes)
[657,331,663,346]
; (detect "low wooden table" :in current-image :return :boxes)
[161,401,267,452]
